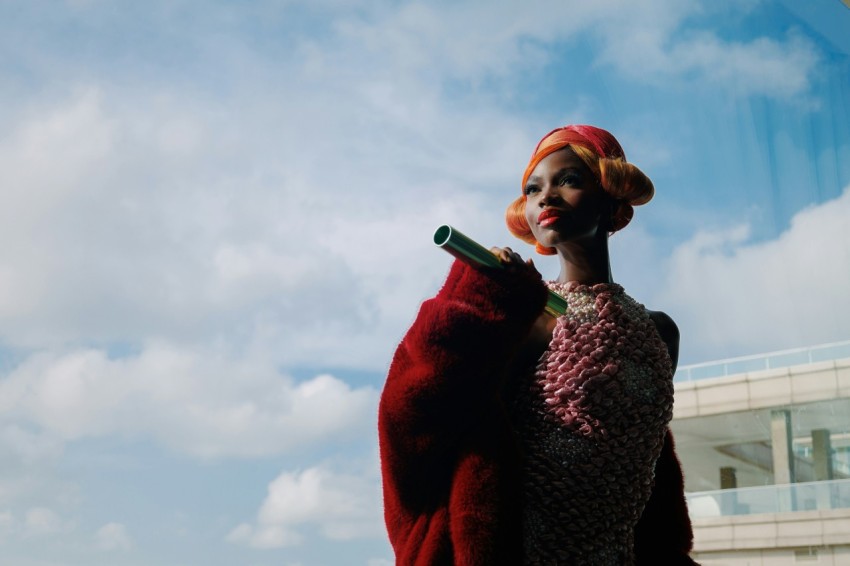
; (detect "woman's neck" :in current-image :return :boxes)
[554,236,613,284]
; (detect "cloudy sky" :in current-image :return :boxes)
[0,0,848,564]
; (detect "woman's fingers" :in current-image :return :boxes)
[489,246,528,271]
[490,246,518,263]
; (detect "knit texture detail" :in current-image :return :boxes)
[509,281,675,565]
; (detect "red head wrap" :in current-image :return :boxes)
[521,125,626,191]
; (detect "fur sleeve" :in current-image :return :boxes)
[378,259,547,561]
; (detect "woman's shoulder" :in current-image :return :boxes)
[645,309,680,371]
[645,310,679,344]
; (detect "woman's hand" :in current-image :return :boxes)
[489,246,537,273]
[489,246,557,366]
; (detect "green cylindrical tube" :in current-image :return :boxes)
[433,225,568,317]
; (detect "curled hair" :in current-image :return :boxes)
[506,141,654,252]
[596,152,654,206]
[505,195,557,255]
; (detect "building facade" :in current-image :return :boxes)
[671,342,850,565]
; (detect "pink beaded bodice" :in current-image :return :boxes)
[509,281,675,565]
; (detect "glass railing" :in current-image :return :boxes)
[686,478,850,519]
[674,340,850,383]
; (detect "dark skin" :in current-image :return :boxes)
[492,147,679,371]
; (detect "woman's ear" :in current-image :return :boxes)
[599,195,617,232]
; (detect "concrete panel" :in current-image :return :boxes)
[693,510,850,555]
[776,517,824,546]
[693,524,735,551]
[821,512,850,545]
[697,381,751,415]
[732,520,778,549]
[691,549,767,565]
[791,366,838,404]
[747,375,792,409]
[672,387,699,418]
[837,363,850,397]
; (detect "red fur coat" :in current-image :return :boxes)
[378,260,696,565]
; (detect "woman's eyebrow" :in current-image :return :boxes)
[553,166,583,178]
[556,166,582,173]
[526,165,584,186]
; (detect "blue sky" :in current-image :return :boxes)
[0,1,849,564]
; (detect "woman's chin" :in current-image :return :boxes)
[536,233,562,248]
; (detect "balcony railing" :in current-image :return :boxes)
[674,339,850,383]
[686,478,850,519]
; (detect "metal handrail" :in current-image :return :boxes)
[675,339,850,382]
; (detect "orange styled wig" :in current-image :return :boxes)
[506,125,655,255]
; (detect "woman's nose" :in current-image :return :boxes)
[539,183,561,205]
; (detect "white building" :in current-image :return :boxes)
[672,341,850,565]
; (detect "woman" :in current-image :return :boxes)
[379,125,697,565]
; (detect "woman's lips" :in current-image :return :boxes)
[538,209,563,228]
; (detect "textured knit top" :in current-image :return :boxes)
[508,281,676,566]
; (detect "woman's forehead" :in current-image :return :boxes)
[528,147,586,177]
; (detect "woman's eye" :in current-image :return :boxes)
[559,174,580,186]
[524,184,539,195]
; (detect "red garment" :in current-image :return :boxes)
[379,261,696,565]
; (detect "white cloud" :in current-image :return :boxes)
[94,522,133,551]
[0,425,64,470]
[0,509,14,539]
[226,521,303,549]
[24,507,69,536]
[0,2,823,376]
[227,463,384,549]
[606,28,820,99]
[674,32,818,98]
[0,424,71,511]
[327,0,819,100]
[0,507,70,542]
[660,187,850,362]
[0,344,377,458]
[0,85,526,370]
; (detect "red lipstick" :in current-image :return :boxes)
[538,209,563,228]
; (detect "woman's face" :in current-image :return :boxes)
[523,147,610,248]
